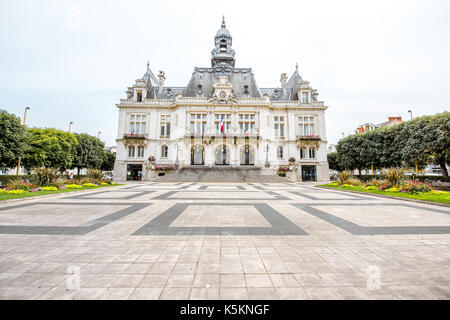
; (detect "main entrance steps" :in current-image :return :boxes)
[153,166,290,182]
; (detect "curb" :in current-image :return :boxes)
[316,186,450,208]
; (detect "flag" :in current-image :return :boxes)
[130,129,135,136]
[219,118,224,133]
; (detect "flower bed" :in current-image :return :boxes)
[322,180,449,205]
[0,179,120,201]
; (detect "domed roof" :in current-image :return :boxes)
[215,16,231,38]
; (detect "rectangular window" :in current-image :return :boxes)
[137,146,144,158]
[239,113,256,134]
[161,145,168,158]
[160,115,171,138]
[301,92,308,104]
[129,114,146,135]
[214,113,231,134]
[277,146,283,159]
[190,113,207,134]
[137,91,143,102]
[309,148,316,159]
[128,146,135,158]
[298,116,315,137]
[300,148,307,159]
[274,116,285,138]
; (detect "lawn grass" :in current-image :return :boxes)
[320,183,450,205]
[0,184,123,201]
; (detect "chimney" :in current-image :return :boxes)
[280,73,288,98]
[157,71,166,96]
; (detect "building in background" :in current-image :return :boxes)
[355,117,402,134]
[113,18,330,182]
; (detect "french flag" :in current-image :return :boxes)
[219,118,224,133]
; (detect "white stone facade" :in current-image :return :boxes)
[113,19,329,182]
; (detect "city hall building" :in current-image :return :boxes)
[113,18,329,182]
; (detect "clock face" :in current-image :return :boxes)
[219,91,227,98]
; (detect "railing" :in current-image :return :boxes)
[297,135,321,141]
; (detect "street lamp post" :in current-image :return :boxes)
[175,144,180,169]
[16,107,30,175]
[265,144,270,168]
[408,110,413,120]
[68,121,73,133]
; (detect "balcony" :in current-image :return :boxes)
[123,134,147,140]
[297,135,321,141]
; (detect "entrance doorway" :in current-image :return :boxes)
[127,164,143,181]
[215,145,230,165]
[240,145,254,165]
[191,145,204,165]
[301,165,317,181]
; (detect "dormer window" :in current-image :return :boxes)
[137,91,143,102]
[301,92,309,104]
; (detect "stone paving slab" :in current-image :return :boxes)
[0,182,449,300]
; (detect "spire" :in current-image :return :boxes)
[295,62,299,74]
[211,17,235,67]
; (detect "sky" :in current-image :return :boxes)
[0,0,449,147]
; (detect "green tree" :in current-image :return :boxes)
[425,112,450,177]
[327,152,342,172]
[0,110,26,170]
[72,133,105,174]
[397,117,431,170]
[22,128,78,170]
[101,151,116,171]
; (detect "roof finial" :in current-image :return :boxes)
[146,61,150,71]
[221,15,226,29]
[296,62,299,73]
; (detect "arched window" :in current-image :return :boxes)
[161,145,168,158]
[277,146,283,159]
[220,39,227,52]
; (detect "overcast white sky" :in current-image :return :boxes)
[1,0,449,146]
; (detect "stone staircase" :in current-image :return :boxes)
[152,166,290,182]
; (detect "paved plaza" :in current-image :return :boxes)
[0,182,450,300]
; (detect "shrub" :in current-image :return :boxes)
[383,167,406,185]
[32,168,60,186]
[365,186,378,190]
[100,182,109,186]
[347,178,363,186]
[338,170,351,184]
[6,189,26,194]
[87,168,102,180]
[385,187,401,192]
[401,179,432,194]
[6,180,35,191]
[42,186,58,191]
[340,184,353,188]
[82,183,98,188]
[66,184,82,189]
